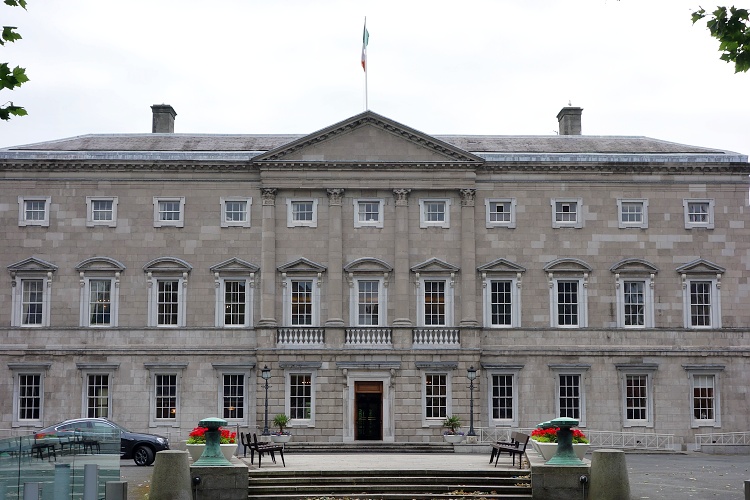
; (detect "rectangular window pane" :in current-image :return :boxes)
[224,280,246,325]
[157,280,179,325]
[425,374,447,419]
[292,202,313,221]
[425,202,445,222]
[224,201,247,222]
[688,202,709,223]
[357,280,379,326]
[87,374,110,418]
[559,374,580,419]
[18,374,41,420]
[489,202,511,222]
[92,200,113,221]
[626,374,648,421]
[693,375,715,420]
[690,282,712,327]
[155,374,177,419]
[620,202,643,223]
[291,280,313,326]
[25,200,46,221]
[158,201,181,221]
[490,280,512,326]
[492,374,513,420]
[623,281,645,326]
[555,202,577,222]
[290,374,312,419]
[358,201,380,222]
[557,281,579,326]
[223,374,244,419]
[22,279,44,325]
[89,279,112,325]
[423,280,446,326]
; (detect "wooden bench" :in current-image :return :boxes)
[489,431,529,469]
[250,433,285,468]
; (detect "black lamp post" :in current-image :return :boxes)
[467,365,477,437]
[261,365,271,436]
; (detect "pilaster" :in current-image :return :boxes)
[392,189,412,327]
[258,188,277,327]
[459,189,478,327]
[325,188,345,327]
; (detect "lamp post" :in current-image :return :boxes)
[467,365,477,437]
[261,365,271,436]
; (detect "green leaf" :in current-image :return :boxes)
[4,0,28,9]
[0,103,27,121]
[1,26,23,44]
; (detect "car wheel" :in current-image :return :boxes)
[133,446,154,466]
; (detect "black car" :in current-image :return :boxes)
[35,418,169,466]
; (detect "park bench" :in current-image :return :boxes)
[489,431,529,469]
[250,433,285,468]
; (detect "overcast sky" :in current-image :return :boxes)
[1,0,748,155]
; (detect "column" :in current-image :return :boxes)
[459,189,478,327]
[325,188,345,327]
[258,188,277,327]
[392,189,412,326]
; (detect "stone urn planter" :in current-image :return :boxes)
[186,443,236,462]
[270,434,292,444]
[442,434,465,444]
[530,439,589,461]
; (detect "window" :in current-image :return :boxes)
[486,279,517,327]
[289,373,312,420]
[616,364,656,427]
[88,279,114,325]
[18,196,51,227]
[21,279,45,326]
[345,258,392,327]
[412,260,458,327]
[419,199,451,228]
[210,258,258,328]
[683,199,714,229]
[222,373,245,420]
[617,278,655,328]
[86,197,118,227]
[617,199,648,229]
[353,199,384,228]
[485,198,517,228]
[10,363,50,427]
[85,374,111,418]
[76,257,125,328]
[154,374,177,420]
[145,257,192,328]
[158,280,180,325]
[9,258,57,328]
[355,279,382,326]
[491,374,516,424]
[545,259,591,328]
[279,258,326,327]
[287,199,319,227]
[424,373,449,420]
[551,198,583,228]
[291,279,314,325]
[677,259,723,329]
[689,281,714,327]
[558,374,582,420]
[153,197,185,228]
[224,280,248,326]
[685,366,723,428]
[220,197,251,228]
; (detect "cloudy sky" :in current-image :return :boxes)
[1,0,748,155]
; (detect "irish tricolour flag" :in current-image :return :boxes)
[361,19,369,72]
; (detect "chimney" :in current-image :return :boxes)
[557,106,583,135]
[151,104,177,133]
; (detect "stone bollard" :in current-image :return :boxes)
[149,450,192,500]
[588,449,630,500]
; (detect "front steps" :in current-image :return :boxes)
[281,441,456,454]
[248,468,533,499]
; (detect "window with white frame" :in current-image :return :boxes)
[353,199,384,228]
[616,365,656,427]
[222,279,249,326]
[76,257,124,328]
[483,278,521,327]
[617,199,648,229]
[550,365,588,426]
[18,196,51,227]
[354,278,384,326]
[220,197,251,228]
[490,372,518,426]
[88,279,114,326]
[551,278,587,327]
[20,279,46,326]
[419,199,451,228]
[155,374,178,421]
[485,198,517,228]
[145,258,191,327]
[279,259,325,327]
[287,199,318,228]
[153,197,185,228]
[86,197,118,227]
[424,373,449,421]
[551,198,583,228]
[85,373,111,418]
[10,363,50,427]
[618,278,655,328]
[684,366,723,428]
[210,258,258,328]
[288,372,315,423]
[9,259,57,328]
[683,199,715,229]
[419,278,453,327]
[290,279,315,326]
[686,280,719,328]
[221,373,245,420]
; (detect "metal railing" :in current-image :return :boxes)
[276,327,325,346]
[477,427,675,451]
[696,431,750,447]
[412,328,460,347]
[345,328,392,346]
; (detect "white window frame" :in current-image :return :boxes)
[282,275,321,327]
[682,278,721,329]
[145,363,186,428]
[353,198,384,228]
[214,277,253,327]
[550,366,588,427]
[482,275,521,328]
[10,363,50,427]
[80,369,115,419]
[683,199,715,229]
[419,198,451,229]
[684,366,723,428]
[617,198,648,229]
[18,196,51,227]
[615,276,655,328]
[11,275,53,328]
[416,276,455,327]
[147,273,188,327]
[350,277,387,327]
[287,199,319,228]
[486,368,521,428]
[153,197,185,228]
[485,198,517,228]
[215,367,251,425]
[79,276,120,327]
[551,198,583,229]
[421,371,453,427]
[549,276,588,328]
[220,197,251,228]
[616,365,656,428]
[284,369,317,427]
[86,196,118,227]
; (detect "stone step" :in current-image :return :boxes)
[280,441,456,453]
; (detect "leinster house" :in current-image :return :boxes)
[1,105,749,450]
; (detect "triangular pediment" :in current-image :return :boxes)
[75,257,126,273]
[7,257,58,274]
[543,258,593,273]
[143,257,193,274]
[477,258,526,274]
[210,258,259,274]
[610,258,659,274]
[277,258,327,274]
[675,258,725,275]
[253,111,483,164]
[411,258,460,274]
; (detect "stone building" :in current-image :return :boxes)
[1,105,748,450]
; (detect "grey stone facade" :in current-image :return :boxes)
[1,107,748,450]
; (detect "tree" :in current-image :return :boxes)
[1,0,29,120]
[692,5,750,73]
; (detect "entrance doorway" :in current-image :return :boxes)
[355,381,383,441]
